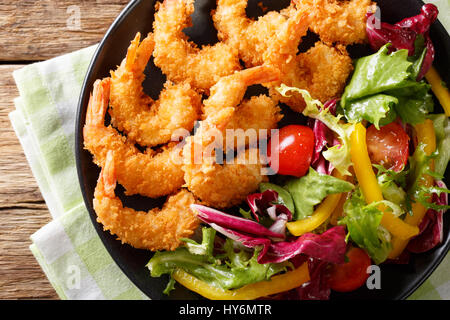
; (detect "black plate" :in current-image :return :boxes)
[75,0,450,300]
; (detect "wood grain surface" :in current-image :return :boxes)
[0,1,129,299]
[0,0,129,61]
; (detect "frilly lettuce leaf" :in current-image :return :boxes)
[388,81,434,125]
[407,144,450,212]
[341,45,414,106]
[340,44,433,126]
[339,189,392,264]
[343,94,398,129]
[410,35,428,80]
[375,164,408,211]
[180,227,216,257]
[430,114,450,177]
[147,227,291,293]
[277,84,355,176]
[284,167,355,220]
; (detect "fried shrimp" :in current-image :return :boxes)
[268,41,354,112]
[223,95,283,150]
[153,0,241,92]
[109,32,202,147]
[202,65,281,118]
[182,66,281,208]
[183,147,268,209]
[202,66,283,149]
[212,0,353,112]
[94,151,199,251]
[213,0,311,68]
[294,0,375,45]
[83,78,185,198]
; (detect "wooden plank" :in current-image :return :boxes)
[0,0,129,61]
[0,65,58,299]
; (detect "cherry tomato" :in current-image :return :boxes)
[268,125,314,177]
[327,246,372,292]
[366,122,409,172]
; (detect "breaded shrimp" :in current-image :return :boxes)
[83,78,185,198]
[294,0,375,45]
[182,66,281,208]
[153,0,242,93]
[109,32,202,147]
[201,66,282,150]
[183,147,268,209]
[213,0,311,68]
[268,41,354,112]
[213,0,368,112]
[94,151,199,251]
[223,95,283,150]
[213,0,354,112]
[202,65,281,118]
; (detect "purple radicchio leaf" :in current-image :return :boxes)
[246,190,293,238]
[308,99,340,175]
[193,204,347,265]
[366,4,438,80]
[208,223,272,258]
[407,180,448,253]
[247,189,292,222]
[191,204,285,239]
[268,213,289,236]
[259,256,332,300]
[295,258,331,300]
[208,221,346,265]
[258,226,347,265]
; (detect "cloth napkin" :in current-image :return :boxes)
[8,0,450,300]
[10,46,147,300]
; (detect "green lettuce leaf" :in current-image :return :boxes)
[147,228,291,293]
[374,164,408,211]
[389,81,434,125]
[180,227,216,257]
[259,182,295,213]
[340,44,434,126]
[239,207,254,220]
[429,114,450,177]
[339,189,392,264]
[277,84,356,176]
[284,167,355,220]
[343,94,398,129]
[406,144,450,212]
[409,34,427,80]
[341,45,413,106]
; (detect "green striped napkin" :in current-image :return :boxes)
[10,46,147,300]
[8,0,450,300]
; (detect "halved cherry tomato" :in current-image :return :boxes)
[327,246,372,292]
[268,125,314,177]
[366,122,409,172]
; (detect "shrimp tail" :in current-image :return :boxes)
[100,151,117,198]
[125,32,155,75]
[239,65,281,86]
[84,78,110,127]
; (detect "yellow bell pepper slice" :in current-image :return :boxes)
[172,263,310,300]
[388,119,437,259]
[415,119,438,157]
[350,123,419,240]
[425,67,450,117]
[286,171,345,236]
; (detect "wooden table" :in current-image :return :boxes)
[0,0,129,299]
